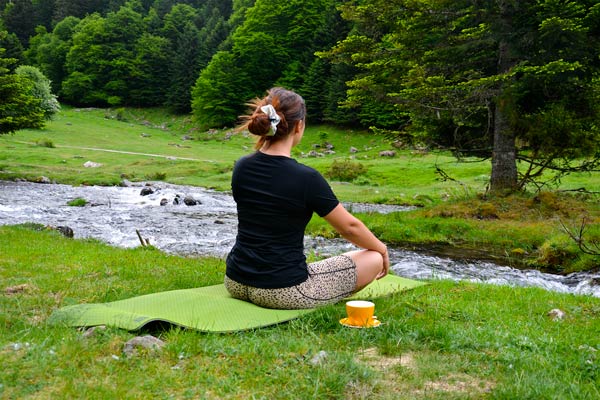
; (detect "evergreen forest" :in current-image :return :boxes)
[1,0,599,192]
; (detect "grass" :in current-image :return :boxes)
[0,107,599,396]
[1,225,599,399]
[0,106,598,272]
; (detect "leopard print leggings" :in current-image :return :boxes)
[224,255,357,309]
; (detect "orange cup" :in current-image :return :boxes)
[345,300,375,327]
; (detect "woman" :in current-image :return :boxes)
[225,87,389,309]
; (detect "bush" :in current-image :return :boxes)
[15,65,60,120]
[536,239,579,271]
[325,159,367,182]
[35,138,54,148]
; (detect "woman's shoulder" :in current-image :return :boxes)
[292,160,328,182]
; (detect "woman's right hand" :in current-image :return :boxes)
[377,249,390,279]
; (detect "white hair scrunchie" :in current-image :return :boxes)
[260,104,281,136]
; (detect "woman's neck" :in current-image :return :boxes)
[259,136,294,157]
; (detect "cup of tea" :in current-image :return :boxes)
[345,300,375,327]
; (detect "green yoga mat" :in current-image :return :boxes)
[49,274,424,332]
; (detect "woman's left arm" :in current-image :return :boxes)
[323,203,389,277]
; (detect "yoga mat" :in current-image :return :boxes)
[48,274,425,332]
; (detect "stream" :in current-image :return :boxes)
[1,180,598,297]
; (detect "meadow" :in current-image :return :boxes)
[1,106,598,271]
[0,107,599,398]
[1,225,599,399]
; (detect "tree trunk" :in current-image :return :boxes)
[490,101,517,192]
[490,15,518,193]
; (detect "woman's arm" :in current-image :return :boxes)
[323,203,389,278]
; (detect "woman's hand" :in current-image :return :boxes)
[377,249,390,279]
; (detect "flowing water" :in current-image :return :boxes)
[1,180,598,297]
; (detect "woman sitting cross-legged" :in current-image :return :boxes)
[225,87,389,310]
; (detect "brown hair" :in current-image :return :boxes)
[237,87,306,150]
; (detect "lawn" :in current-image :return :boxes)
[1,106,599,272]
[1,225,599,399]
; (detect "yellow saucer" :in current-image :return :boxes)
[339,317,382,329]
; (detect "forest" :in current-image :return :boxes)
[1,0,599,192]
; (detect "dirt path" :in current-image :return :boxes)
[15,141,213,162]
[58,144,210,162]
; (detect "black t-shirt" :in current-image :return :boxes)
[226,151,339,288]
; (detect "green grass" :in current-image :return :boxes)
[1,106,599,272]
[2,106,598,201]
[1,225,599,399]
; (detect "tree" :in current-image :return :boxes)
[331,0,600,193]
[191,0,341,127]
[26,17,81,95]
[128,33,170,105]
[0,29,23,66]
[52,0,111,24]
[25,16,80,94]
[62,4,145,105]
[2,0,36,46]
[15,64,60,120]
[191,50,248,128]
[0,39,44,134]
[162,4,201,112]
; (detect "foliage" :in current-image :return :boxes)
[0,28,23,65]
[191,51,248,128]
[15,65,60,120]
[0,36,44,134]
[25,16,81,95]
[14,1,234,111]
[191,0,348,128]
[1,0,36,45]
[329,0,600,192]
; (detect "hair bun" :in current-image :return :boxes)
[247,113,272,136]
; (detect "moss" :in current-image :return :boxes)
[67,197,87,207]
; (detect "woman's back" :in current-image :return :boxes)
[226,151,338,288]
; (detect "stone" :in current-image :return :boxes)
[140,187,154,196]
[160,198,169,206]
[379,150,396,157]
[183,195,200,206]
[4,284,34,295]
[83,161,102,168]
[547,308,566,321]
[349,147,358,153]
[309,350,328,366]
[82,325,106,338]
[123,335,165,357]
[55,225,74,238]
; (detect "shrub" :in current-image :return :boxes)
[35,138,54,148]
[325,159,367,182]
[536,239,579,271]
[145,172,167,181]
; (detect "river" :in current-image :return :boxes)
[0,180,598,297]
